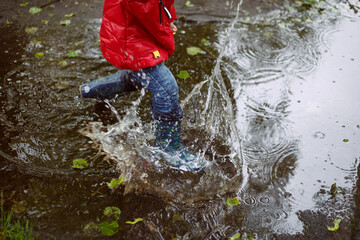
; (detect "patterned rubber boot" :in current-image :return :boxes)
[154,120,207,172]
[79,70,134,100]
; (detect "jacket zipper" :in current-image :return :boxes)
[159,0,172,24]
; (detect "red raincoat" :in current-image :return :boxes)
[100,0,177,71]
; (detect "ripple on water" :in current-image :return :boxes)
[328,146,358,173]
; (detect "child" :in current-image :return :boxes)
[80,0,206,172]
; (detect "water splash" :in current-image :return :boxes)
[80,1,246,203]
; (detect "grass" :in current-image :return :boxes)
[0,193,34,240]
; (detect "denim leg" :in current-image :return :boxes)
[132,62,183,122]
[80,70,143,100]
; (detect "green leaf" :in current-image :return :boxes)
[103,206,121,220]
[264,32,273,37]
[107,176,124,188]
[20,2,29,7]
[226,197,240,207]
[64,13,76,17]
[25,27,38,34]
[186,46,203,56]
[83,222,100,235]
[185,0,195,7]
[66,51,78,58]
[330,183,339,197]
[99,221,119,236]
[327,218,341,231]
[60,19,71,26]
[242,232,255,240]
[29,7,42,15]
[59,60,68,67]
[201,38,210,46]
[34,52,44,58]
[230,232,241,240]
[171,238,180,240]
[176,70,190,79]
[126,218,143,225]
[72,158,89,169]
[172,213,184,222]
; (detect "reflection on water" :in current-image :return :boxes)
[0,0,360,238]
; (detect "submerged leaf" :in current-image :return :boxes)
[226,197,240,207]
[327,218,341,231]
[72,158,89,169]
[20,2,29,7]
[176,70,190,79]
[126,218,143,225]
[230,232,241,240]
[330,183,339,197]
[185,0,195,7]
[64,13,76,17]
[186,46,204,56]
[172,213,184,222]
[83,222,100,236]
[29,7,42,15]
[201,38,210,46]
[103,206,121,219]
[99,221,119,236]
[25,27,38,34]
[264,31,273,37]
[35,52,44,58]
[59,60,68,67]
[107,176,124,188]
[60,19,71,26]
[66,51,78,58]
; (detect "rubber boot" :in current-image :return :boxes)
[79,70,137,100]
[154,120,207,172]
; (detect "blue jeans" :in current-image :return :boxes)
[81,62,183,121]
[132,62,183,122]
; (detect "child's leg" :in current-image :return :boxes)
[80,70,142,100]
[132,62,182,121]
[132,63,206,172]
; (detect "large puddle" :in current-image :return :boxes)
[1,0,360,238]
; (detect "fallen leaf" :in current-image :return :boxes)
[327,218,341,231]
[66,51,78,58]
[126,218,143,225]
[25,27,38,34]
[20,2,29,7]
[65,13,76,17]
[34,52,44,58]
[29,7,42,15]
[185,0,194,7]
[230,232,241,240]
[186,46,204,56]
[99,221,119,236]
[60,20,71,26]
[176,70,190,79]
[72,158,89,169]
[201,38,210,46]
[226,197,240,207]
[107,177,124,188]
[59,60,68,66]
